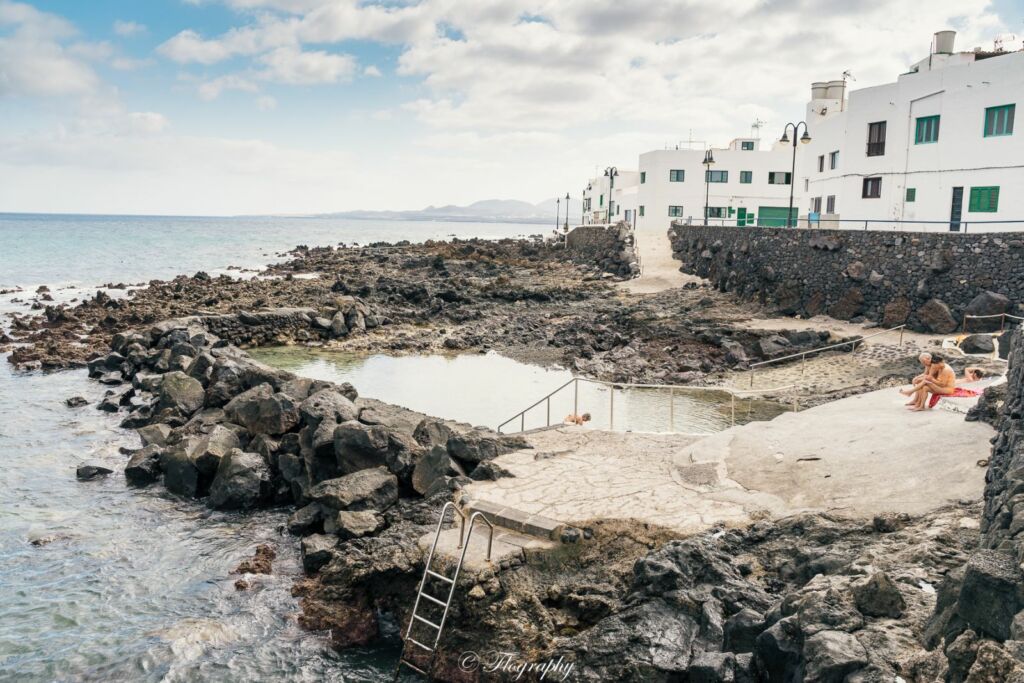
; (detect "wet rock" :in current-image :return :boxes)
[307,467,398,512]
[853,572,905,618]
[137,423,172,448]
[469,460,513,481]
[325,510,386,539]
[125,445,163,487]
[965,291,1011,331]
[76,464,113,481]
[156,371,205,416]
[193,424,241,478]
[161,437,204,497]
[301,534,340,573]
[65,396,89,408]
[447,429,527,466]
[207,449,273,510]
[724,608,767,653]
[232,544,276,575]
[288,502,326,536]
[224,383,300,435]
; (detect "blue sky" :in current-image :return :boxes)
[1,0,1021,215]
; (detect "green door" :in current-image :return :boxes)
[737,208,755,227]
[757,206,797,227]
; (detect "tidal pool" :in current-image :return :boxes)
[250,348,788,435]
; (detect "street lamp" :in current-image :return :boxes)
[564,192,570,231]
[555,196,561,233]
[584,184,591,224]
[604,166,618,224]
[702,149,715,226]
[780,122,811,228]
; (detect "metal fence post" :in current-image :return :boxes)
[521,413,525,432]
[898,326,904,347]
[669,387,675,432]
[546,396,551,427]
[731,393,736,426]
[574,379,579,417]
[609,387,615,430]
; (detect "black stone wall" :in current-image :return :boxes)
[669,224,1024,333]
[565,223,638,278]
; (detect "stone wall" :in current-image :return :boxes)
[669,224,1023,333]
[565,222,638,278]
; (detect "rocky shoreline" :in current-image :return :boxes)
[7,235,1017,681]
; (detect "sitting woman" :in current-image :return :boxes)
[908,354,957,411]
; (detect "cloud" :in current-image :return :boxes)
[363,64,382,77]
[256,94,277,110]
[0,1,100,98]
[197,74,259,100]
[113,20,146,37]
[256,46,356,84]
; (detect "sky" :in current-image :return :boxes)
[0,0,1021,216]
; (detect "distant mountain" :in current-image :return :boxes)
[324,197,583,225]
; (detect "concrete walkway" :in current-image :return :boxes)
[462,385,991,536]
[618,226,701,294]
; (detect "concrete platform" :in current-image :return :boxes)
[417,525,556,574]
[462,385,993,536]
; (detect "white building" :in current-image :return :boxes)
[582,169,640,225]
[801,30,1024,231]
[636,138,798,234]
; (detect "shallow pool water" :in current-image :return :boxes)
[251,348,788,434]
[0,359,393,682]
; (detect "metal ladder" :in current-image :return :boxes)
[393,501,495,681]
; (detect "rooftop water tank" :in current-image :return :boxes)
[811,82,828,99]
[825,80,845,100]
[933,30,956,54]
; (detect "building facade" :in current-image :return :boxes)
[801,31,1023,231]
[582,170,640,225]
[636,138,799,235]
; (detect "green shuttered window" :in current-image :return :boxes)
[968,187,999,213]
[984,104,1015,137]
[915,115,940,144]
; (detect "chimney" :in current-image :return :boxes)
[932,30,956,54]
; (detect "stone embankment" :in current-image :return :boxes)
[564,222,639,279]
[670,224,1023,334]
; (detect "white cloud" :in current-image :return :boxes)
[0,5,100,97]
[256,94,277,110]
[256,46,356,84]
[197,73,259,100]
[113,20,146,37]
[363,64,382,77]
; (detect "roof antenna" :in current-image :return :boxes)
[751,118,766,138]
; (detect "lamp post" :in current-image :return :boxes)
[603,166,618,224]
[584,184,591,224]
[780,122,811,228]
[564,192,570,231]
[555,196,561,232]
[702,149,715,226]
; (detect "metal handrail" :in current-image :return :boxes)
[962,312,1024,334]
[747,324,906,388]
[497,374,800,434]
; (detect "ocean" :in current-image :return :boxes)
[0,213,543,682]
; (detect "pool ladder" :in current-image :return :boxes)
[393,502,494,681]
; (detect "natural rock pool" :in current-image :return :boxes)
[250,348,788,434]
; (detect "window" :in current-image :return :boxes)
[669,169,685,182]
[915,115,940,144]
[741,141,754,150]
[705,170,728,183]
[867,121,887,156]
[826,195,836,213]
[969,186,1000,212]
[811,197,822,213]
[906,187,916,202]
[829,150,839,169]
[668,205,684,217]
[617,205,621,215]
[599,194,604,207]
[739,170,752,184]
[639,205,645,217]
[862,177,882,198]
[985,104,1015,137]
[817,155,824,172]
[768,172,791,185]
[706,207,725,218]
[640,171,646,184]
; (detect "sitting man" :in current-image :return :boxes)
[900,352,934,403]
[908,354,956,411]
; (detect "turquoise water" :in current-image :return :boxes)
[0,215,545,682]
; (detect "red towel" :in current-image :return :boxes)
[929,387,981,408]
